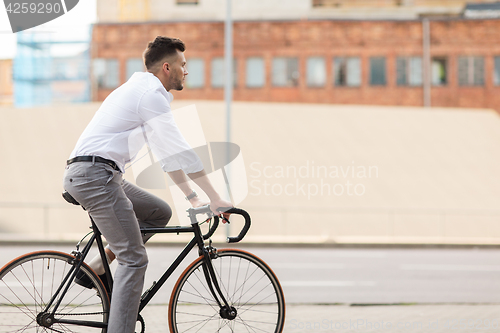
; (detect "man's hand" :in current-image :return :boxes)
[189,196,209,208]
[168,169,234,222]
[209,198,233,222]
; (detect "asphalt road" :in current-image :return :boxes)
[1,244,499,305]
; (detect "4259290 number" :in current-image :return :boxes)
[5,2,62,14]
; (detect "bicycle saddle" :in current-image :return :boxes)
[62,191,81,206]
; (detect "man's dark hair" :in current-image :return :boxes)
[143,36,186,71]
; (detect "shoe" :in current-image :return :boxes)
[75,270,111,295]
[74,270,93,288]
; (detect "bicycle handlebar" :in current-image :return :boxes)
[188,205,251,243]
[223,207,251,243]
[203,215,219,240]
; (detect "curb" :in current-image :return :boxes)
[1,239,500,249]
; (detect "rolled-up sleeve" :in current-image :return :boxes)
[138,89,204,174]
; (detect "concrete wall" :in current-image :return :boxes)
[0,101,499,245]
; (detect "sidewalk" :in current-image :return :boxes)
[138,304,500,333]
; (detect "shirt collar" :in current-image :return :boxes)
[145,72,174,103]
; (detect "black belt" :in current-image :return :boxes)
[67,156,121,172]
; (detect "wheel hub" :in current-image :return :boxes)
[36,312,54,328]
[220,306,237,320]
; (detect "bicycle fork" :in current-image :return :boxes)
[200,247,237,320]
[189,211,237,320]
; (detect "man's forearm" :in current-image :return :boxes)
[167,169,220,201]
[167,169,194,197]
[188,170,221,201]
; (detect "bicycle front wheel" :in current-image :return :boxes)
[168,248,285,333]
[0,251,109,333]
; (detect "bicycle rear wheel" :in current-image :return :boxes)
[0,251,109,333]
[168,248,285,333]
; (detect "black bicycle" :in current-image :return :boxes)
[0,192,285,333]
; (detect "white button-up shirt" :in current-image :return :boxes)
[70,72,203,174]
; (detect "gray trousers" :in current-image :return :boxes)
[63,161,171,333]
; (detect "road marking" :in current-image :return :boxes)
[326,252,388,258]
[400,264,500,272]
[281,281,376,287]
[270,263,345,269]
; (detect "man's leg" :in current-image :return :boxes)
[123,180,172,242]
[64,162,148,333]
[83,180,172,275]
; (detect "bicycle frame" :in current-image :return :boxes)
[42,206,248,330]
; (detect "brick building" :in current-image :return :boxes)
[91,0,500,111]
[0,59,13,105]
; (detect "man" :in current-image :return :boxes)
[63,36,232,333]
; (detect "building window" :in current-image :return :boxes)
[93,58,119,89]
[370,57,386,86]
[126,58,144,81]
[458,56,484,86]
[432,57,447,86]
[334,57,361,87]
[494,56,500,86]
[176,0,198,4]
[306,57,326,87]
[246,57,265,88]
[396,57,422,86]
[211,57,237,88]
[186,58,204,88]
[272,57,299,87]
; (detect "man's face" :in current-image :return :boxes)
[166,50,188,91]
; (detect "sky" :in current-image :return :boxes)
[0,0,97,59]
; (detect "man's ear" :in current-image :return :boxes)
[163,62,170,73]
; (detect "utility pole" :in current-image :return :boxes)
[422,18,431,107]
[224,0,233,238]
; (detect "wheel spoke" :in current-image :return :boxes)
[233,317,271,333]
[0,279,37,321]
[182,279,219,313]
[180,312,219,333]
[11,269,44,311]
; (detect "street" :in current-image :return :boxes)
[1,244,499,332]
[1,244,500,304]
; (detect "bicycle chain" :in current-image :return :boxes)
[54,311,107,316]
